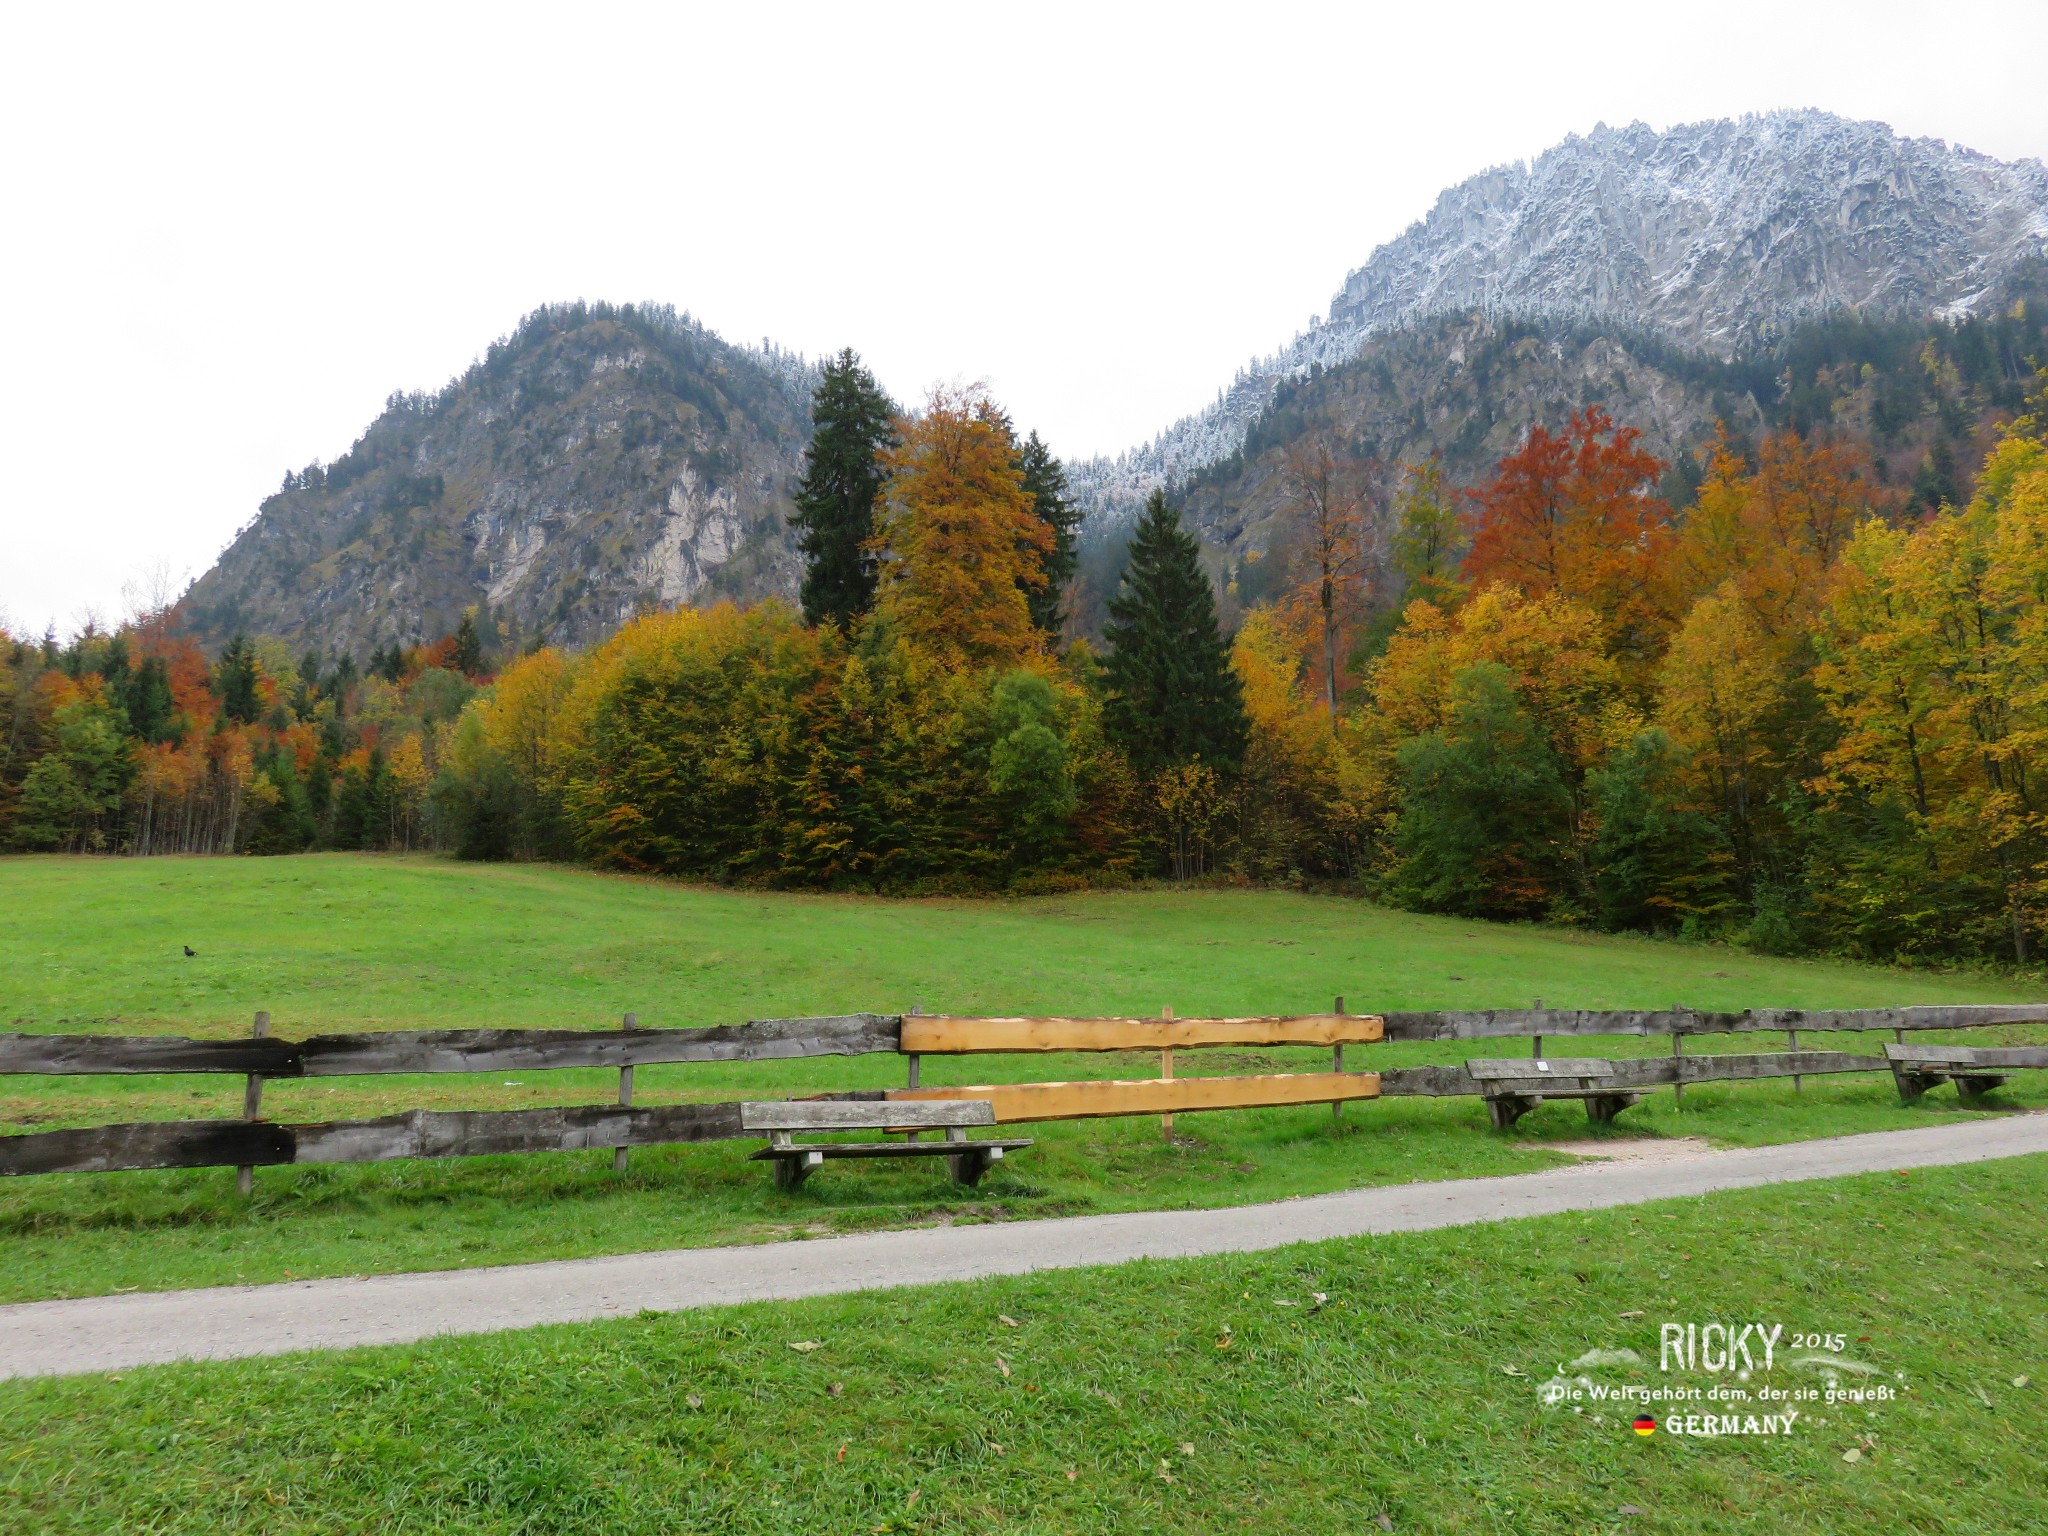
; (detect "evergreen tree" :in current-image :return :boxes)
[791,349,897,629]
[124,655,175,744]
[1101,491,1247,773]
[1016,430,1080,634]
[215,635,261,725]
[451,609,484,678]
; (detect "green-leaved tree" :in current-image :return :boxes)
[791,349,897,629]
[1101,491,1247,773]
[1016,430,1080,635]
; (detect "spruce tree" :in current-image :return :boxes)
[1101,490,1247,773]
[791,349,897,629]
[1016,430,1080,634]
[215,635,261,725]
[451,609,484,677]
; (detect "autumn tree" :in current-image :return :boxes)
[792,349,898,629]
[871,386,1052,670]
[1279,431,1372,716]
[1102,490,1247,774]
[1463,408,1673,665]
[1391,456,1464,610]
[1673,427,1873,639]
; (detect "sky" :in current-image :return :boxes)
[3,0,2045,636]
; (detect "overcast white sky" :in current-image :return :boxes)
[3,0,2044,635]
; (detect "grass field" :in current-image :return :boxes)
[3,854,2045,1304]
[3,1155,2042,1535]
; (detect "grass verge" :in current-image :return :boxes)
[3,1155,2043,1535]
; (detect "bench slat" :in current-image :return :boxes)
[749,1139,1033,1161]
[1885,1044,2048,1070]
[1465,1058,1616,1080]
[740,1099,995,1132]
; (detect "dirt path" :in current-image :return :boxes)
[3,1115,2042,1381]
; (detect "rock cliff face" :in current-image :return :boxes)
[1073,111,2048,519]
[181,303,815,653]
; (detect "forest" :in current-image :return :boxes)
[5,350,2047,968]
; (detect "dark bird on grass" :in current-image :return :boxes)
[183,945,196,957]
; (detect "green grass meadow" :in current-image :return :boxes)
[2,853,2046,1303]
[3,1157,2044,1535]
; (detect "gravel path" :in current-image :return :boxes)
[3,1114,2042,1381]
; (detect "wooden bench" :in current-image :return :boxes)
[1884,1043,2048,1103]
[740,1100,1033,1190]
[1465,1059,1643,1129]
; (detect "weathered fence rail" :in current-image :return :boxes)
[3,1004,2042,1181]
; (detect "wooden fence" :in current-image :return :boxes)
[2,1004,2044,1180]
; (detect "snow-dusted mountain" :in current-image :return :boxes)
[1074,110,2048,519]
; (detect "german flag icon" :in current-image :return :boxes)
[1632,1415,1657,1437]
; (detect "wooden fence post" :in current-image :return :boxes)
[613,1012,638,1176]
[1788,1027,1802,1095]
[1332,995,1345,1122]
[236,1010,270,1196]
[1672,1003,1685,1108]
[906,1003,922,1143]
[1161,1006,1175,1139]
[1531,999,1543,1061]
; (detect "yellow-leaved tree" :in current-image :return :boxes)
[872,386,1052,670]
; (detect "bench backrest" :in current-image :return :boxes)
[739,1099,996,1132]
[1885,1043,2048,1068]
[1465,1058,1617,1081]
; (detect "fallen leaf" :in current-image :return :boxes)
[1375,1516,1395,1533]
[788,1340,823,1353]
[991,1444,1004,1456]
[1216,1337,1234,1350]
[2015,1376,2031,1389]
[1274,1299,1298,1307]
[837,1444,847,1463]
[1156,1461,1175,1483]
[997,1357,1011,1379]
[1619,1310,1644,1319]
[684,1394,703,1410]
[998,1315,1021,1328]
[1066,1469,1078,1481]
[1842,1447,1862,1463]
[1500,1365,1525,1377]
[1618,1505,1644,1517]
[1311,1292,1329,1306]
[1178,1442,1195,1456]
[830,1382,845,1398]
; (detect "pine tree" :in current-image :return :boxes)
[1101,491,1247,773]
[792,349,897,629]
[215,636,261,725]
[1016,430,1080,635]
[451,609,484,678]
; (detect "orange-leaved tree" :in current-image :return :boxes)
[1278,431,1373,717]
[1463,408,1673,666]
[872,386,1052,670]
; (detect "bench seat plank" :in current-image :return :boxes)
[740,1100,994,1132]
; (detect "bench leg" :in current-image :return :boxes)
[1486,1095,1534,1131]
[771,1151,821,1192]
[1585,1093,1640,1126]
[1890,1063,1938,1103]
[1954,1074,2007,1104]
[947,1149,994,1188]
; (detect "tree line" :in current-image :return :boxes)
[5,354,2047,967]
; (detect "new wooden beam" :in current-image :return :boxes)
[898,1014,1385,1054]
[888,1071,1380,1123]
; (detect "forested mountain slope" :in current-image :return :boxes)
[181,303,816,653]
